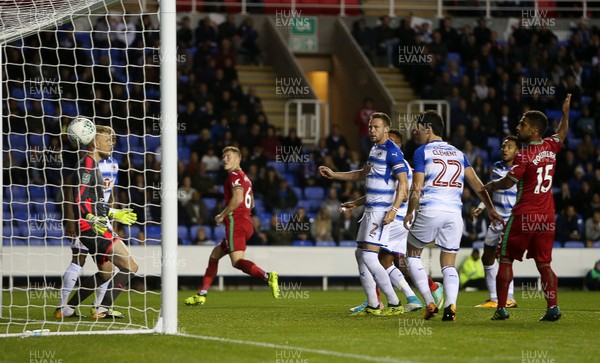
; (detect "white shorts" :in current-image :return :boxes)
[71,237,89,253]
[356,211,391,247]
[382,217,408,255]
[407,210,463,253]
[483,219,507,247]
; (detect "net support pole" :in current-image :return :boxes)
[0,43,4,318]
[159,0,178,335]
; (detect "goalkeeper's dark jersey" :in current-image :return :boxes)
[73,154,109,233]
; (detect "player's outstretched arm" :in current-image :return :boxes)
[484,175,516,193]
[318,165,367,181]
[554,93,571,144]
[215,187,243,225]
[340,195,366,211]
[465,167,504,225]
[403,172,423,229]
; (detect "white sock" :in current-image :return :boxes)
[484,261,499,302]
[386,265,416,298]
[407,256,434,305]
[442,266,459,308]
[59,263,82,307]
[355,248,378,308]
[362,250,399,306]
[94,267,119,308]
[508,280,515,301]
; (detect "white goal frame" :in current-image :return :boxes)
[0,0,178,336]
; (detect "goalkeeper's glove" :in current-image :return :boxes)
[109,208,137,225]
[86,214,108,235]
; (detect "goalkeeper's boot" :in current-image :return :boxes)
[184,293,207,306]
[432,282,445,309]
[491,308,510,321]
[351,304,382,316]
[539,306,561,322]
[382,304,404,316]
[475,299,498,308]
[441,304,456,321]
[404,296,424,312]
[91,308,124,319]
[506,299,518,308]
[268,271,280,299]
[349,300,368,313]
[423,302,438,320]
[54,307,85,318]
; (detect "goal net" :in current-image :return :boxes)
[1,0,176,336]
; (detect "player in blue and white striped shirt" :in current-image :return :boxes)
[320,113,408,316]
[403,110,503,321]
[472,136,519,309]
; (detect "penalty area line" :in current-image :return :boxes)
[178,333,413,363]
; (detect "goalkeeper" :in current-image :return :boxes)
[58,124,139,319]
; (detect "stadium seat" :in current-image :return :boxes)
[46,237,64,246]
[553,241,562,248]
[11,238,28,246]
[339,240,356,247]
[591,242,600,248]
[190,225,210,240]
[283,173,297,186]
[184,134,200,146]
[10,186,28,200]
[304,187,324,200]
[472,241,485,249]
[447,52,461,64]
[567,138,582,151]
[213,227,226,241]
[254,199,265,214]
[563,241,585,248]
[545,109,562,121]
[8,134,27,150]
[144,135,161,152]
[292,187,303,199]
[181,239,191,246]
[315,240,337,247]
[146,225,162,239]
[178,225,189,241]
[267,160,287,175]
[28,185,46,200]
[29,238,46,246]
[203,198,217,212]
[145,238,161,246]
[292,240,315,247]
[126,225,141,240]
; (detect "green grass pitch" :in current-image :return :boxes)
[0,289,599,362]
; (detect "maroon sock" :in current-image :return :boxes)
[234,259,267,281]
[496,261,513,309]
[375,287,381,302]
[428,277,438,291]
[538,264,558,308]
[200,258,219,292]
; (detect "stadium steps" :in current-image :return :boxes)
[362,0,438,18]
[237,65,286,128]
[374,67,415,111]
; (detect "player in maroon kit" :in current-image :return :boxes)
[184,146,280,306]
[484,94,571,322]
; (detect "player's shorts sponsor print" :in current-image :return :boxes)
[408,210,463,253]
[356,211,390,247]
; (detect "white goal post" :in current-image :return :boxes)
[0,0,178,336]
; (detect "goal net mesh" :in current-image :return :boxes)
[1,0,163,335]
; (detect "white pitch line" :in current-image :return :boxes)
[178,333,415,363]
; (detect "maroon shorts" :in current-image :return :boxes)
[219,215,253,254]
[498,213,555,263]
[79,228,121,266]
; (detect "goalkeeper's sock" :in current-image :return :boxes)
[496,261,513,309]
[200,258,219,292]
[234,259,268,281]
[59,263,82,306]
[66,272,105,308]
[99,268,132,308]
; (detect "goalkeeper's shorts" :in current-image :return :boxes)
[79,229,121,266]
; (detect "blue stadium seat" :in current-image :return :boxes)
[567,138,582,151]
[257,212,272,230]
[28,185,46,200]
[144,135,161,151]
[283,173,297,186]
[253,199,265,214]
[447,52,461,64]
[292,240,314,247]
[189,225,211,240]
[29,238,46,246]
[10,186,28,200]
[11,238,28,246]
[184,134,200,146]
[178,225,189,241]
[315,240,337,247]
[203,198,217,212]
[146,225,162,239]
[563,241,585,248]
[304,187,324,200]
[545,109,562,121]
[292,187,303,199]
[126,225,141,240]
[553,241,562,248]
[46,237,64,246]
[267,160,287,175]
[339,240,356,247]
[178,147,191,163]
[181,239,192,246]
[212,227,226,241]
[46,223,64,238]
[8,134,27,150]
[592,242,600,248]
[145,238,161,246]
[472,241,485,250]
[28,134,50,147]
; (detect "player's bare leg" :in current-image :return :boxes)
[439,251,459,321]
[536,261,561,321]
